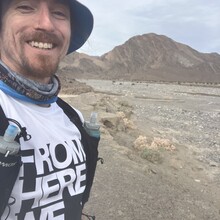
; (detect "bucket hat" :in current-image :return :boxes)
[68,0,94,54]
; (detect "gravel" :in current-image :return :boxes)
[78,79,220,165]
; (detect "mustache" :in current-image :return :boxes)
[23,31,62,45]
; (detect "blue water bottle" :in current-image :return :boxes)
[84,112,100,138]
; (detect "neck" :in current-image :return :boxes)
[22,75,51,84]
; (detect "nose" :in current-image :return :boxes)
[34,4,55,32]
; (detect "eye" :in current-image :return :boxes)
[16,4,34,13]
[53,10,66,18]
[52,10,69,20]
[52,4,70,20]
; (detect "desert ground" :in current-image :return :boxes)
[60,79,220,220]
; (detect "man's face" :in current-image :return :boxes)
[0,0,71,82]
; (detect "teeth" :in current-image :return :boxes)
[29,41,53,49]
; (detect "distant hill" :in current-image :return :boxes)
[58,33,220,83]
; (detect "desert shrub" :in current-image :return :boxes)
[116,112,136,130]
[150,137,176,151]
[133,135,149,151]
[140,149,163,164]
[133,136,175,163]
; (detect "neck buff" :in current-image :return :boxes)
[0,61,60,104]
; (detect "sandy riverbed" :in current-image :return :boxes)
[60,79,220,220]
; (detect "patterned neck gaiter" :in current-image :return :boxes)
[0,60,61,104]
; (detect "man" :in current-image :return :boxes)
[0,0,98,219]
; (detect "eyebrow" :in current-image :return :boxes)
[54,0,70,7]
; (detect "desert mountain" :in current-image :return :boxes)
[59,33,220,83]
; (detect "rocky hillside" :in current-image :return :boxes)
[59,33,220,83]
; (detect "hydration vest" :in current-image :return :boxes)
[0,97,101,217]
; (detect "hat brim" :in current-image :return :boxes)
[67,1,94,54]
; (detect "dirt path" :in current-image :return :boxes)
[61,80,220,220]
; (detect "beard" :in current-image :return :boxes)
[20,52,60,79]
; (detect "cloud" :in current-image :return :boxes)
[78,0,220,56]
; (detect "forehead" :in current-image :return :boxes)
[0,0,71,20]
[5,0,70,7]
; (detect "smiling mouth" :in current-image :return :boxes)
[28,41,54,50]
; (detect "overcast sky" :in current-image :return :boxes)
[78,0,220,56]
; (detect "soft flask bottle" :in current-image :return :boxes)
[0,124,20,157]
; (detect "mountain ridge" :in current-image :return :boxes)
[59,33,220,83]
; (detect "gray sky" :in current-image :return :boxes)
[78,0,220,56]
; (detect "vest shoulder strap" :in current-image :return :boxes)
[56,97,83,129]
[56,97,101,206]
[0,105,9,136]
